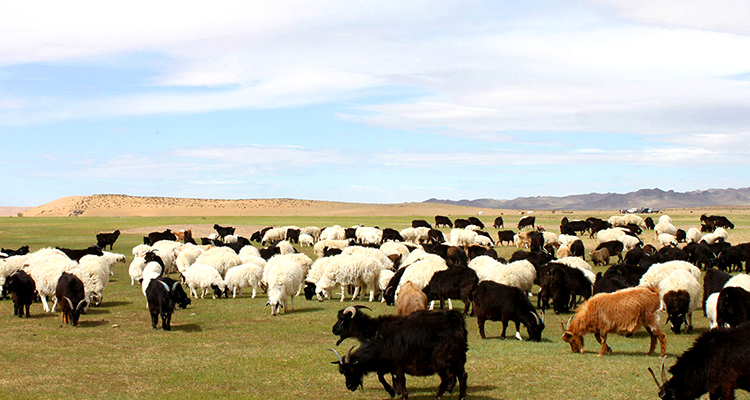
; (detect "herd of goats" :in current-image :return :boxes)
[1,212,750,399]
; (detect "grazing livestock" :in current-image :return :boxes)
[381,228,404,243]
[146,277,191,330]
[644,217,655,230]
[561,286,667,357]
[473,280,544,341]
[395,281,427,316]
[703,268,732,316]
[411,219,432,229]
[434,215,453,228]
[55,272,88,326]
[590,248,610,267]
[454,218,470,229]
[701,214,735,230]
[493,216,504,229]
[213,223,236,239]
[421,266,478,314]
[468,217,484,229]
[564,220,592,236]
[658,269,701,334]
[329,310,468,400]
[266,260,305,316]
[2,270,35,318]
[649,323,750,400]
[716,245,748,272]
[517,216,535,230]
[426,229,446,245]
[96,230,120,250]
[716,286,750,328]
[497,230,516,246]
[145,229,177,245]
[331,305,399,346]
[539,262,593,314]
[595,241,624,263]
[56,246,104,262]
[1,245,29,257]
[569,240,585,258]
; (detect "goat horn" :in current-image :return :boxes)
[660,356,667,384]
[647,367,661,389]
[560,322,565,333]
[345,345,355,364]
[172,282,181,292]
[530,311,540,325]
[565,315,574,330]
[328,348,343,364]
[354,305,372,312]
[343,306,357,317]
[64,296,74,310]
[76,299,87,311]
[539,309,545,323]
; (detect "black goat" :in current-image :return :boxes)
[383,267,408,306]
[472,280,544,341]
[650,323,750,399]
[592,272,630,295]
[421,266,478,315]
[454,218,470,229]
[717,286,750,328]
[1,245,29,257]
[411,219,431,229]
[493,216,504,229]
[595,241,624,263]
[213,224,235,239]
[468,217,484,229]
[426,229,445,245]
[496,230,515,246]
[145,229,177,245]
[434,215,453,228]
[644,216,655,230]
[146,277,191,330]
[381,228,403,243]
[700,214,735,230]
[716,246,747,272]
[286,228,301,244]
[3,270,36,317]
[330,310,468,400]
[702,268,732,316]
[55,272,87,326]
[56,245,103,262]
[517,215,535,230]
[95,230,120,250]
[569,240,585,258]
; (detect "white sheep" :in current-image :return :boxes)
[176,244,205,273]
[450,229,477,247]
[623,214,647,229]
[480,259,536,294]
[238,245,261,259]
[315,254,385,302]
[557,234,580,248]
[654,222,678,238]
[657,233,678,249]
[132,244,153,258]
[608,215,626,227]
[724,274,750,292]
[380,242,415,265]
[474,235,494,247]
[658,215,672,225]
[0,255,29,288]
[195,247,242,278]
[77,254,114,305]
[686,227,702,243]
[22,250,75,312]
[355,226,383,246]
[657,269,702,331]
[555,257,595,284]
[151,240,181,273]
[596,228,627,244]
[275,240,296,255]
[266,260,305,315]
[705,292,720,329]
[638,261,701,289]
[617,235,641,251]
[542,231,559,248]
[262,227,288,244]
[182,263,227,299]
[129,256,147,285]
[224,234,239,244]
[301,226,321,241]
[469,256,503,282]
[224,263,264,298]
[400,249,443,270]
[342,246,394,271]
[299,234,314,247]
[394,257,448,300]
[240,254,267,269]
[400,227,430,245]
[377,269,395,302]
[556,245,571,259]
[320,225,346,241]
[313,239,351,259]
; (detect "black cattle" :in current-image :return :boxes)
[330,310,468,400]
[426,229,445,245]
[146,277,191,331]
[701,214,735,230]
[146,229,177,245]
[433,215,452,228]
[472,280,544,341]
[493,216,504,229]
[717,246,747,272]
[56,245,104,262]
[454,218,470,229]
[411,219,432,229]
[2,271,35,318]
[644,216,655,230]
[213,224,235,239]
[703,268,732,316]
[517,216,535,230]
[422,267,478,315]
[467,217,484,229]
[496,230,515,246]
[675,229,686,243]
[95,230,120,250]
[717,287,750,328]
[650,323,750,400]
[55,272,87,326]
[285,228,301,244]
[381,228,403,243]
[595,241,624,263]
[569,240,585,258]
[1,245,30,257]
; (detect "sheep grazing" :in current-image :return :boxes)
[56,245,104,262]
[561,286,667,357]
[299,234,314,247]
[181,263,227,299]
[595,240,624,263]
[638,261,701,289]
[654,222,678,238]
[2,270,36,318]
[194,247,242,278]
[315,254,383,302]
[22,249,76,312]
[396,281,427,316]
[590,248,610,267]
[434,215,453,228]
[266,260,305,316]
[473,280,544,341]
[224,263,264,298]
[657,269,701,334]
[517,215,535,230]
[702,268,731,316]
[657,233,678,249]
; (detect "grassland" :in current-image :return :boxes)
[0,211,749,399]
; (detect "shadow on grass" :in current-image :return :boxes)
[171,323,202,332]
[79,319,110,328]
[384,384,498,400]
[84,308,111,315]
[101,301,130,308]
[287,307,324,314]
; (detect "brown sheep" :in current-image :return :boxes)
[589,248,610,267]
[396,281,428,317]
[556,245,571,259]
[561,286,666,357]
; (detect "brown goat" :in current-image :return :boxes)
[396,281,428,317]
[561,286,666,357]
[589,248,610,266]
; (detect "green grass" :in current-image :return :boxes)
[0,211,749,399]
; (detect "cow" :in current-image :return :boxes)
[434,215,453,228]
[55,272,88,326]
[330,310,468,400]
[96,230,120,250]
[146,276,191,330]
[649,323,750,400]
[2,270,36,318]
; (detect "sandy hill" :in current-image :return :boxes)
[0,207,32,217]
[22,194,510,217]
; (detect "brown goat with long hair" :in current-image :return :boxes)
[396,281,428,317]
[561,286,666,357]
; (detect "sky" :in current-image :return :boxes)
[1,0,749,206]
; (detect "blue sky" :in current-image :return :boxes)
[1,0,749,206]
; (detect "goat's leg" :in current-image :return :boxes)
[376,371,395,398]
[598,332,612,356]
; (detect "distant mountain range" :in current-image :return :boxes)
[424,187,750,211]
